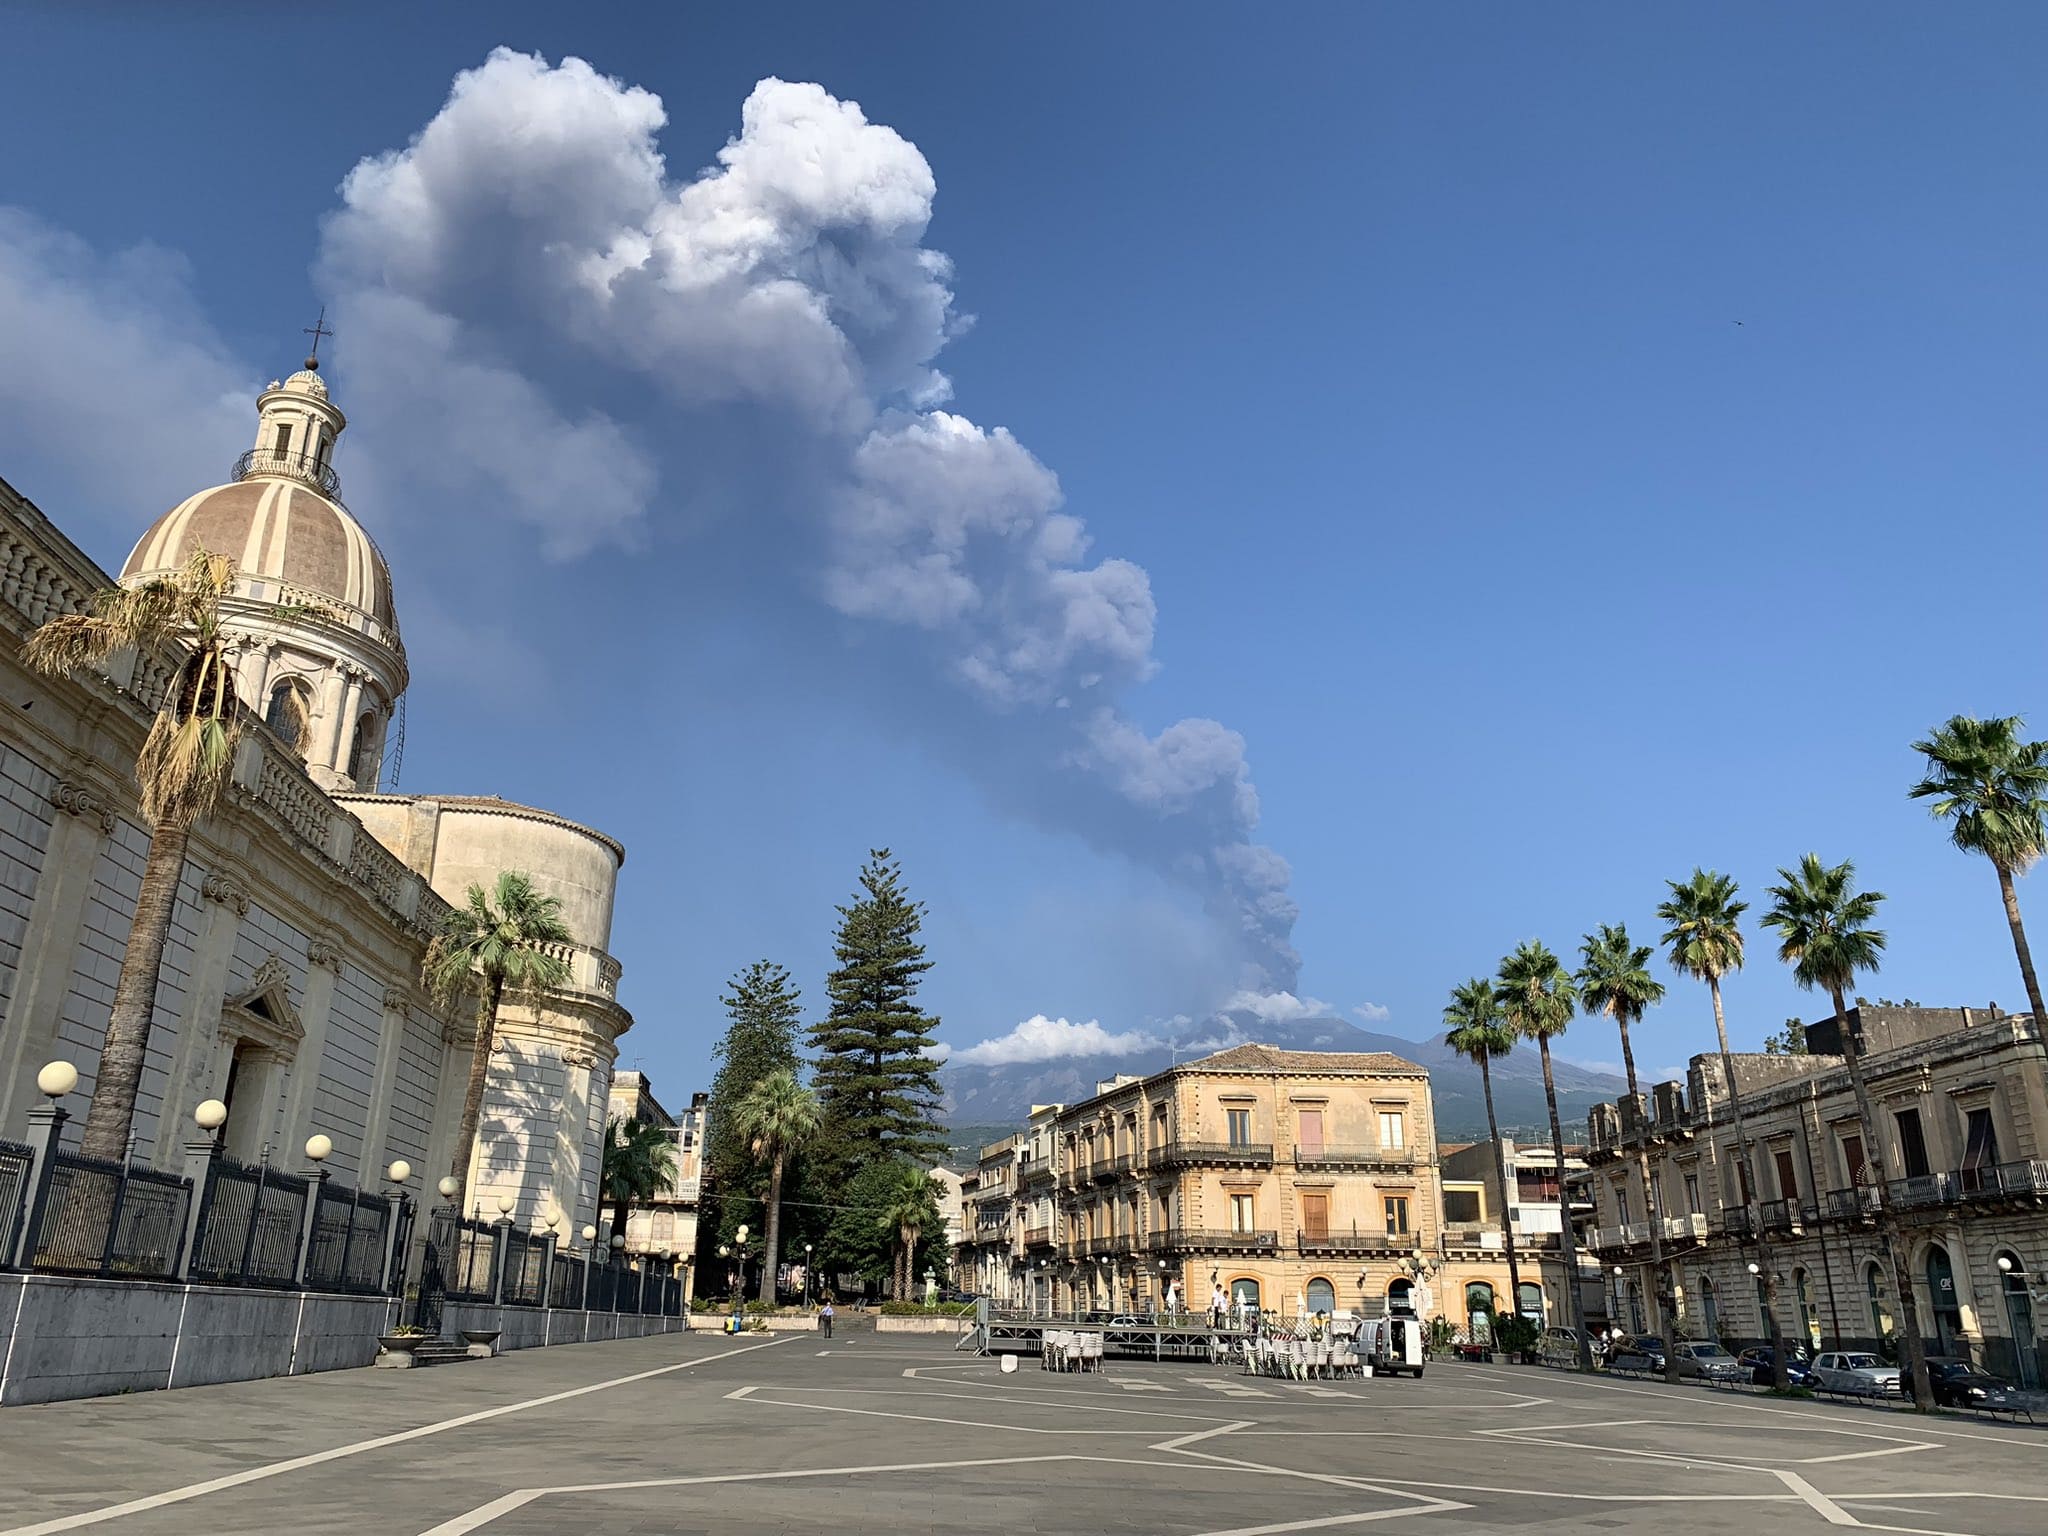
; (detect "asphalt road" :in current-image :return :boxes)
[0,1330,2042,1535]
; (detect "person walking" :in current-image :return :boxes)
[820,1299,834,1339]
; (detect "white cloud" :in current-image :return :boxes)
[1353,1002,1391,1024]
[0,209,256,528]
[944,1014,1162,1067]
[1222,989,1335,1025]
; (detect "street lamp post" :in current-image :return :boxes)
[804,1242,815,1307]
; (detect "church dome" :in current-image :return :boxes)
[119,361,397,637]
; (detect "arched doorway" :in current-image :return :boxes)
[1699,1274,1719,1338]
[1794,1268,1820,1350]
[1466,1281,1497,1343]
[1865,1262,1894,1344]
[1626,1280,1644,1334]
[1387,1277,1415,1314]
[1925,1246,1965,1357]
[1305,1277,1336,1317]
[1230,1277,1261,1315]
[1998,1251,2038,1388]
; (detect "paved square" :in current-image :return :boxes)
[0,1333,2042,1535]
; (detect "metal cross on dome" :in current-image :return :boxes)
[302,306,334,364]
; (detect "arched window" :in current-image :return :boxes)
[1466,1281,1497,1342]
[1517,1280,1544,1322]
[346,708,378,785]
[264,679,308,751]
[1305,1277,1336,1317]
[1793,1268,1820,1349]
[1865,1261,1893,1342]
[1230,1277,1261,1313]
[1699,1274,1719,1337]
[1926,1245,1963,1354]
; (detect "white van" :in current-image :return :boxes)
[1354,1315,1426,1377]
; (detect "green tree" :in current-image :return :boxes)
[1761,1019,1808,1055]
[1495,940,1591,1370]
[20,549,282,1159]
[1656,868,1789,1390]
[1441,978,1526,1330]
[823,1159,903,1291]
[421,871,571,1189]
[1576,923,1679,1383]
[1762,853,1933,1409]
[703,961,804,1255]
[732,1068,820,1304]
[601,1116,679,1242]
[809,850,947,1172]
[1909,714,2048,1026]
[875,1161,942,1301]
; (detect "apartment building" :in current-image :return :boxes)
[604,1071,706,1261]
[1581,1004,2047,1386]
[968,1044,1516,1324]
[958,1133,1022,1301]
[1439,1136,1596,1326]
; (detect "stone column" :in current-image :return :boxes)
[175,1134,222,1280]
[328,666,365,773]
[0,779,111,1135]
[151,871,250,1172]
[278,938,343,1165]
[553,1048,596,1231]
[357,986,412,1179]
[420,1014,474,1202]
[10,1101,69,1268]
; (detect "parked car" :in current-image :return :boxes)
[1607,1335,1668,1374]
[1538,1326,1587,1368]
[1737,1346,1816,1387]
[1926,1359,2025,1412]
[1812,1351,1902,1395]
[1675,1341,1745,1382]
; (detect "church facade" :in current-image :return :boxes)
[0,353,633,1236]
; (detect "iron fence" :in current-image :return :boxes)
[0,1138,31,1264]
[549,1249,584,1308]
[190,1156,309,1286]
[28,1152,189,1279]
[303,1180,391,1294]
[446,1216,500,1302]
[501,1228,549,1307]
[586,1259,617,1312]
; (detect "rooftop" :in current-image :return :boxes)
[1182,1042,1426,1075]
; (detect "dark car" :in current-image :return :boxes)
[1926,1359,2025,1411]
[1607,1334,1667,1374]
[1738,1346,1816,1387]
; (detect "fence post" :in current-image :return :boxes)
[542,1230,559,1312]
[379,1192,409,1295]
[10,1101,67,1269]
[582,1244,595,1311]
[490,1216,511,1305]
[294,1166,327,1288]
[174,1137,220,1280]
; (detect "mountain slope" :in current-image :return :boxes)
[938,1012,1627,1142]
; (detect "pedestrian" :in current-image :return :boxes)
[1210,1284,1227,1328]
[820,1299,834,1339]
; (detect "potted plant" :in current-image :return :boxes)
[379,1323,428,1356]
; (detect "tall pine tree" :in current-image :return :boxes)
[809,850,947,1173]
[700,960,803,1261]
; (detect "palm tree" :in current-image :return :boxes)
[601,1116,679,1242]
[1656,868,1789,1389]
[422,871,571,1190]
[1577,923,1679,1383]
[19,549,266,1160]
[732,1068,820,1304]
[1495,940,1590,1370]
[1762,854,1933,1408]
[877,1162,939,1301]
[1909,715,2048,1026]
[1442,978,1526,1336]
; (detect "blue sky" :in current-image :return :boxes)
[2,5,2043,1093]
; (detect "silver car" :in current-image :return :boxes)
[1675,1341,1745,1382]
[1812,1351,1902,1395]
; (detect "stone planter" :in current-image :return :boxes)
[375,1333,425,1369]
[461,1328,503,1358]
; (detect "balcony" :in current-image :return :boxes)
[1022,1226,1054,1249]
[1586,1221,1653,1254]
[1713,1207,1754,1238]
[1157,1141,1274,1170]
[1439,1226,1504,1251]
[1295,1230,1418,1257]
[1291,1146,1413,1173]
[1757,1198,1804,1235]
[1159,1227,1281,1254]
[1019,1158,1056,1190]
[1889,1172,1959,1211]
[1960,1159,2048,1202]
[233,447,343,503]
[1821,1186,1883,1223]
[1660,1213,1709,1245]
[1090,1153,1134,1184]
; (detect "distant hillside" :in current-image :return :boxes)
[938,1010,1626,1142]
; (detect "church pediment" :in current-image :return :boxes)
[223,952,304,1048]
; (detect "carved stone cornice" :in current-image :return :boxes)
[307,936,344,972]
[49,779,115,834]
[200,870,251,916]
[382,985,412,1013]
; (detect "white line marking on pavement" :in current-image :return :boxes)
[0,1337,791,1536]
[1773,1469,1858,1526]
[1115,1379,1175,1392]
[725,1384,760,1400]
[1189,1511,1464,1536]
[816,1350,831,1355]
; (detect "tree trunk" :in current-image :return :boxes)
[1996,865,2048,1029]
[79,820,191,1161]
[1539,1036,1592,1371]
[448,974,504,1192]
[758,1151,785,1305]
[1617,1015,1681,1384]
[611,1195,630,1248]
[1830,986,1934,1409]
[1477,1052,1524,1329]
[1708,977,1788,1390]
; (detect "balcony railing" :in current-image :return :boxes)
[1291,1147,1413,1171]
[1295,1230,1418,1256]
[1022,1225,1054,1248]
[1019,1159,1056,1188]
[1439,1226,1503,1250]
[1961,1159,2048,1200]
[1757,1197,1803,1234]
[1713,1207,1755,1238]
[1159,1227,1281,1253]
[1157,1141,1274,1169]
[1889,1172,1959,1211]
[1660,1213,1709,1244]
[233,448,343,502]
[1821,1186,1883,1222]
[1089,1154,1134,1183]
